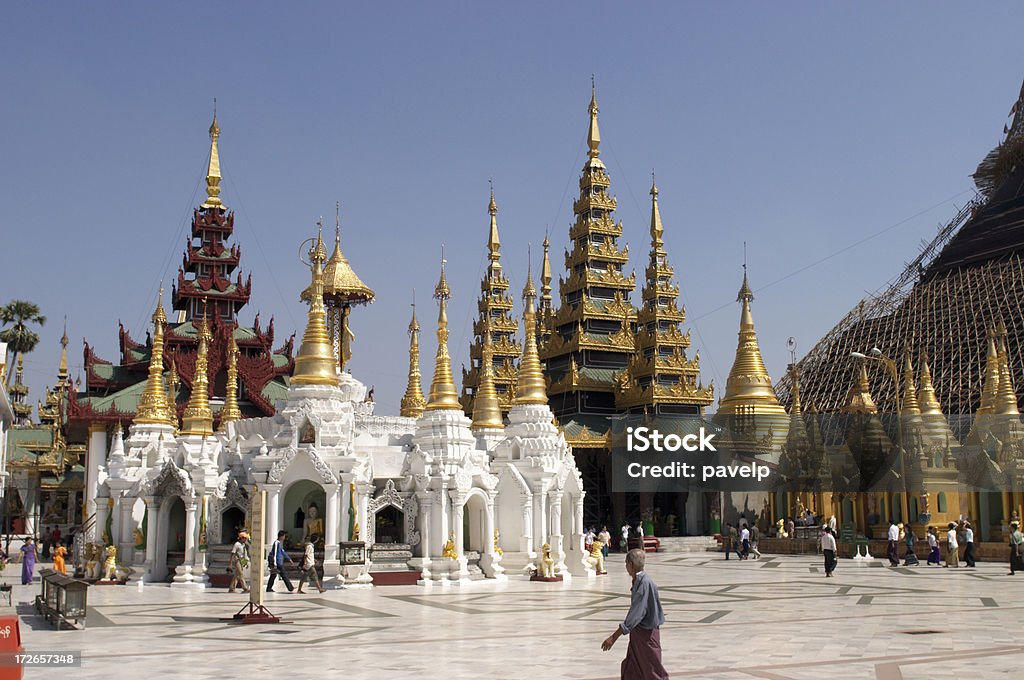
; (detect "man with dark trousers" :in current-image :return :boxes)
[266,530,295,592]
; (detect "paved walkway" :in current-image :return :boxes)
[10,554,1023,679]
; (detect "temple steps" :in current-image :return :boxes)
[655,536,720,553]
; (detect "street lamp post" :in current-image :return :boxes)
[850,349,912,529]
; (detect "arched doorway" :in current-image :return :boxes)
[221,507,245,544]
[283,480,325,548]
[375,506,404,544]
[164,497,186,579]
[463,493,488,553]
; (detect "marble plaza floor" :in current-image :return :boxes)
[10,553,1024,679]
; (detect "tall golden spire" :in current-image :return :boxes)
[650,177,664,245]
[901,351,921,415]
[917,353,944,416]
[978,328,1001,414]
[181,306,214,436]
[220,329,242,428]
[135,290,175,426]
[995,329,1020,416]
[515,259,548,405]
[472,330,504,429]
[400,301,427,418]
[200,106,224,210]
[540,235,553,311]
[487,184,501,263]
[717,267,785,415]
[587,78,601,159]
[167,350,180,420]
[426,255,462,410]
[57,318,69,383]
[292,226,342,387]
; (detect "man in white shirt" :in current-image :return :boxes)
[739,526,751,560]
[887,520,900,566]
[945,522,960,568]
[962,521,976,567]
[821,526,837,577]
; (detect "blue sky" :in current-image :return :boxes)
[2,3,1023,415]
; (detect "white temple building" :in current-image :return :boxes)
[95,230,588,586]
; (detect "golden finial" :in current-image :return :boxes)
[901,351,921,415]
[995,327,1020,415]
[650,173,664,245]
[167,349,179,417]
[293,224,342,386]
[487,181,501,263]
[181,303,214,436]
[57,316,69,383]
[426,251,462,410]
[842,360,878,415]
[135,288,175,426]
[587,77,601,159]
[978,327,1000,415]
[220,328,242,428]
[472,328,504,429]
[718,266,785,415]
[200,103,224,210]
[515,253,548,405]
[916,352,944,416]
[400,296,427,418]
[541,234,552,292]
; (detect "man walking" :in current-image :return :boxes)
[739,525,750,560]
[749,524,761,559]
[266,530,296,592]
[821,526,837,577]
[228,530,251,593]
[1009,520,1023,575]
[887,520,900,566]
[723,523,734,560]
[601,549,669,679]
[962,521,976,568]
[945,522,959,568]
[297,534,326,594]
[621,522,631,553]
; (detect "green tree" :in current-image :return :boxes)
[0,299,46,386]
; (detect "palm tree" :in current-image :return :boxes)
[0,300,46,386]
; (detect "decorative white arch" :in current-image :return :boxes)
[267,446,337,485]
[366,479,420,547]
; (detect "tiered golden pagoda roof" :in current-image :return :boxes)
[292,229,342,388]
[200,112,223,210]
[181,309,214,436]
[615,179,713,412]
[134,291,175,426]
[461,189,520,415]
[542,87,637,408]
[514,267,548,406]
[426,257,462,411]
[717,269,786,416]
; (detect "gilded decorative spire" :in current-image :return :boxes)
[400,301,427,418]
[135,290,175,426]
[181,306,214,436]
[901,351,921,415]
[995,329,1020,416]
[487,183,500,263]
[200,106,224,210]
[515,260,548,405]
[842,360,878,415]
[649,177,664,245]
[472,330,504,429]
[917,353,944,416]
[718,267,785,415]
[57,317,69,383]
[587,77,601,159]
[978,328,1001,415]
[220,329,242,428]
[426,255,462,410]
[292,225,341,387]
[540,236,553,310]
[167,350,180,419]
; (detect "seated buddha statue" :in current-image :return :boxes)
[303,504,324,545]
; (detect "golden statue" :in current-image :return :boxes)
[588,540,606,574]
[442,532,457,560]
[776,518,788,539]
[52,545,68,575]
[84,544,103,580]
[102,545,119,581]
[352,522,360,541]
[540,543,555,578]
[303,503,324,543]
[493,529,503,556]
[134,526,145,550]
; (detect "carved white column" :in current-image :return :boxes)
[550,491,566,573]
[192,495,210,584]
[119,496,135,564]
[536,491,548,551]
[356,482,374,544]
[265,484,281,546]
[340,480,351,542]
[173,499,197,584]
[521,491,534,555]
[452,495,465,559]
[323,483,340,577]
[143,496,159,581]
[95,495,110,545]
[85,424,108,533]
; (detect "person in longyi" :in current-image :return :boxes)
[601,549,669,679]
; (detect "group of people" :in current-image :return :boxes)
[721,521,761,560]
[228,530,326,594]
[620,522,647,552]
